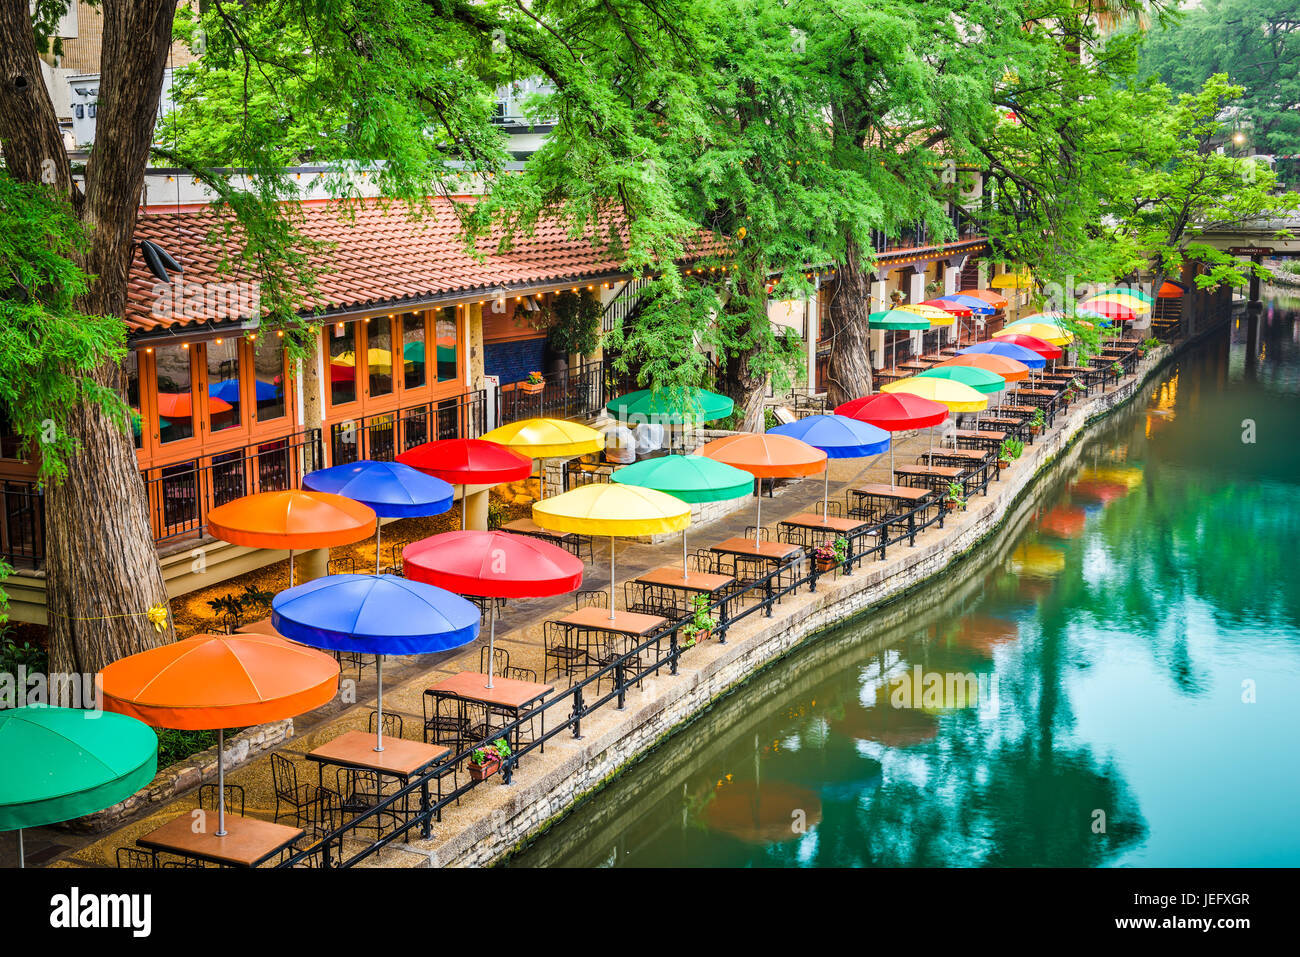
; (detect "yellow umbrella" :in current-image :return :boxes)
[880,376,988,413]
[994,321,1073,346]
[1088,292,1151,312]
[1011,543,1066,578]
[990,270,1034,289]
[332,348,395,369]
[898,304,956,325]
[481,417,605,500]
[533,483,691,619]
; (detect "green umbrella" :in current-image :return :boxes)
[606,387,734,426]
[869,310,930,367]
[917,364,1006,395]
[611,454,753,579]
[0,707,157,866]
[1093,286,1154,304]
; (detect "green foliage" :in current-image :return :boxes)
[0,174,128,479]
[682,593,716,644]
[543,290,603,357]
[1001,438,1024,461]
[156,728,241,768]
[205,583,275,633]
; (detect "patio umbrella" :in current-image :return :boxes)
[916,364,1007,396]
[880,376,988,413]
[272,574,479,748]
[936,295,995,315]
[982,333,1062,362]
[403,531,582,687]
[994,321,1073,346]
[206,489,377,587]
[302,460,453,573]
[157,392,230,419]
[606,387,734,426]
[1078,298,1139,322]
[990,270,1034,290]
[208,379,280,404]
[697,433,827,548]
[609,455,753,579]
[481,418,605,501]
[1157,280,1185,298]
[767,414,890,519]
[958,340,1046,369]
[396,438,533,530]
[918,298,972,317]
[935,353,1030,384]
[833,392,948,487]
[1086,292,1151,313]
[869,309,930,368]
[532,483,691,619]
[1092,286,1154,304]
[0,707,157,867]
[897,304,956,324]
[959,288,1009,309]
[100,633,340,837]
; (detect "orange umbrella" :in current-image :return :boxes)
[206,490,376,585]
[1040,505,1087,538]
[156,392,230,420]
[934,353,1029,383]
[99,633,339,836]
[960,288,1009,309]
[698,433,827,547]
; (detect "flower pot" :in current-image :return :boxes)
[815,557,836,573]
[943,500,959,512]
[519,381,544,395]
[1030,425,1042,435]
[997,459,1010,470]
[469,757,501,782]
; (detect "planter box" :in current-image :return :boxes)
[815,558,837,573]
[519,381,544,395]
[997,460,1010,470]
[469,757,501,782]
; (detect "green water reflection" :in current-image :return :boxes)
[512,299,1300,868]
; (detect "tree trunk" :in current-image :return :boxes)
[300,345,325,470]
[823,235,875,408]
[1,0,181,675]
[721,352,767,433]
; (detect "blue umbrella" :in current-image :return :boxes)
[937,294,996,316]
[272,573,480,751]
[303,460,454,573]
[768,414,890,519]
[208,379,280,403]
[957,340,1047,369]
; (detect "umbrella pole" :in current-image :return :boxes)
[461,484,467,530]
[682,529,689,581]
[374,656,385,752]
[485,601,497,689]
[216,728,227,837]
[608,536,616,622]
[890,444,896,489]
[823,465,830,522]
[755,486,762,550]
[16,828,22,868]
[375,521,382,575]
[289,549,295,588]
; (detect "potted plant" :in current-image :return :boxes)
[1139,336,1159,358]
[1029,408,1046,435]
[520,371,545,394]
[1001,438,1024,464]
[468,738,511,782]
[889,289,906,305]
[943,481,967,512]
[681,594,716,648]
[813,537,848,573]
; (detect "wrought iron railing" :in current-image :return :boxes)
[329,390,488,466]
[496,359,609,426]
[1,480,44,570]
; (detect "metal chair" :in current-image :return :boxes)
[573,589,609,611]
[367,710,404,741]
[422,692,468,747]
[116,847,156,868]
[198,782,245,818]
[544,620,587,683]
[479,645,510,678]
[270,753,316,827]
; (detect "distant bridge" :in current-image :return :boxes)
[1194,214,1300,258]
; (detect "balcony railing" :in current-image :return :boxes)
[497,359,610,427]
[1,480,44,570]
[329,390,488,466]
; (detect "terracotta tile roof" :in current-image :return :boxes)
[126,197,722,334]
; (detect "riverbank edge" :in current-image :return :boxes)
[460,329,1213,868]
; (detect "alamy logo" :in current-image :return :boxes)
[49,887,152,937]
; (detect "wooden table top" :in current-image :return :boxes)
[307,730,449,777]
[923,448,988,460]
[634,566,735,593]
[502,518,574,539]
[710,537,803,560]
[898,361,933,371]
[1054,365,1098,374]
[1009,388,1059,397]
[952,429,1007,440]
[999,405,1039,415]
[426,671,553,709]
[138,814,303,868]
[896,464,964,478]
[851,482,932,501]
[779,513,867,533]
[557,606,667,637]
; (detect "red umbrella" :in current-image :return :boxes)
[1079,299,1136,322]
[403,530,582,686]
[156,392,231,419]
[988,333,1063,362]
[396,438,533,529]
[834,393,948,489]
[919,298,972,317]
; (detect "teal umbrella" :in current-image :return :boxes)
[916,364,1006,395]
[870,310,930,367]
[0,707,157,867]
[606,387,734,426]
[611,454,752,578]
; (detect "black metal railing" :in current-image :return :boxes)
[602,276,653,334]
[1,480,44,570]
[329,390,488,466]
[141,430,323,545]
[496,359,609,426]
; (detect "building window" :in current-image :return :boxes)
[252,334,287,422]
[402,312,426,389]
[155,343,195,443]
[435,307,458,383]
[0,404,21,459]
[329,322,357,405]
[368,316,394,398]
[206,339,241,432]
[125,351,142,450]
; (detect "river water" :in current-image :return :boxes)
[511,297,1300,868]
